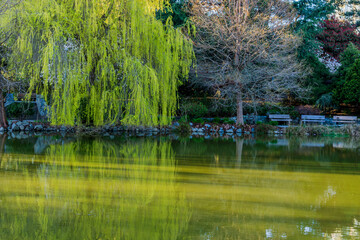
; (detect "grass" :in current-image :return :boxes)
[286,125,360,137]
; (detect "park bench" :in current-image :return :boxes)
[300,115,326,125]
[333,116,358,125]
[268,114,292,126]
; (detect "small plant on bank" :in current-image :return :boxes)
[269,121,279,126]
[223,118,235,124]
[192,118,205,124]
[212,117,222,124]
[174,116,191,134]
[255,123,278,134]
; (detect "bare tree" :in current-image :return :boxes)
[190,0,309,124]
[0,0,22,129]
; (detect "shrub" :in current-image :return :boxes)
[174,116,191,133]
[6,102,36,119]
[256,123,277,134]
[212,117,222,124]
[192,118,205,124]
[222,118,235,124]
[180,102,208,118]
[269,121,279,126]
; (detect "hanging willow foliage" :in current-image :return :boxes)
[5,0,194,126]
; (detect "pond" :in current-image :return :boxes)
[0,134,360,239]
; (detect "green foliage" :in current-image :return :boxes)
[6,102,35,119]
[156,0,189,28]
[174,115,191,133]
[222,118,235,125]
[316,93,334,110]
[4,0,194,126]
[180,102,208,119]
[269,121,279,126]
[256,123,277,134]
[292,0,341,102]
[333,44,360,105]
[336,59,360,104]
[212,117,221,124]
[192,118,205,124]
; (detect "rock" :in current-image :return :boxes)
[192,128,198,132]
[34,125,44,131]
[226,129,234,133]
[19,125,25,131]
[0,127,4,132]
[219,128,224,133]
[189,123,193,126]
[12,125,20,132]
[204,124,211,128]
[172,122,180,127]
[236,128,242,133]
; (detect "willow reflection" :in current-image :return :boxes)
[0,137,190,239]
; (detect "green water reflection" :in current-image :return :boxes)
[0,135,360,239]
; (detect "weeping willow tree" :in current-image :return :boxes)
[4,0,194,126]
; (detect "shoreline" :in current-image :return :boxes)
[1,120,359,138]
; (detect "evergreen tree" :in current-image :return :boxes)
[2,0,194,126]
[339,59,360,104]
[333,43,360,103]
[292,0,343,103]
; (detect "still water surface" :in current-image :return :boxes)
[0,135,360,239]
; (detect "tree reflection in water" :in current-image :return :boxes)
[0,137,190,239]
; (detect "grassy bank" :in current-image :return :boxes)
[286,125,360,137]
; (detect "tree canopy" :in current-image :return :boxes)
[3,0,194,126]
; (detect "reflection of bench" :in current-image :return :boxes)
[269,114,292,125]
[333,116,357,125]
[301,115,325,125]
[5,93,48,117]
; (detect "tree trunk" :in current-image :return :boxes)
[0,89,8,129]
[236,93,244,125]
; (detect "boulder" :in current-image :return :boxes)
[34,125,44,131]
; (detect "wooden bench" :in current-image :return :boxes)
[269,114,292,125]
[300,115,325,125]
[333,116,358,125]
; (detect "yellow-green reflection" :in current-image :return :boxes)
[0,137,190,239]
[0,136,360,239]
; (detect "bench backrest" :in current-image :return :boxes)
[301,115,325,120]
[269,114,291,119]
[333,116,357,121]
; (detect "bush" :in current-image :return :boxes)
[174,116,191,133]
[180,102,208,118]
[256,123,277,134]
[6,102,36,119]
[269,121,279,126]
[212,117,222,124]
[192,118,205,124]
[222,118,235,124]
